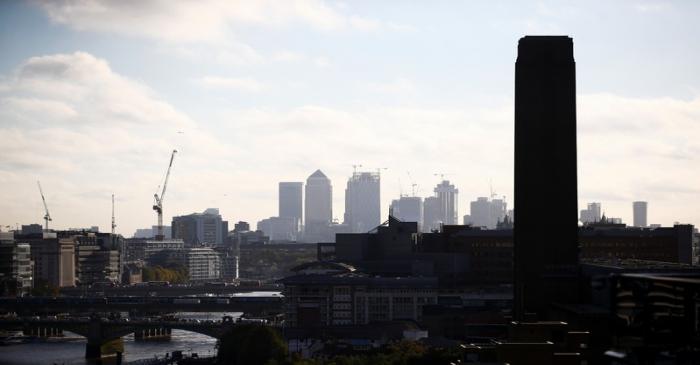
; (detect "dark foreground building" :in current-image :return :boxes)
[514,36,580,320]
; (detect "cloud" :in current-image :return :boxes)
[196,76,267,93]
[366,77,417,94]
[35,0,411,42]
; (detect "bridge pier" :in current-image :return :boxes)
[85,337,124,360]
[134,327,171,341]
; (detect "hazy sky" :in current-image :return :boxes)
[1,0,699,235]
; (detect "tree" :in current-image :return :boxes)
[217,324,287,365]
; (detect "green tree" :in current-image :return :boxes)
[217,324,287,365]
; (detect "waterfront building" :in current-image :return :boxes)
[166,247,221,282]
[343,172,381,233]
[172,208,228,246]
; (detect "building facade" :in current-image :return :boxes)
[389,196,423,231]
[580,202,602,224]
[0,232,33,296]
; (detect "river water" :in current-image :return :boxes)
[0,312,242,365]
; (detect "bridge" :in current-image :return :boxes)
[0,316,264,359]
[60,284,281,297]
[0,295,284,316]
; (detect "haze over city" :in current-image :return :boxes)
[1,1,699,235]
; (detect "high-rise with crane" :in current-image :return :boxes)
[153,149,177,241]
[37,181,52,233]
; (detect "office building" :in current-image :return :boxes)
[344,171,381,233]
[0,232,33,296]
[123,238,184,262]
[514,36,579,319]
[132,225,172,239]
[74,233,121,285]
[304,170,333,242]
[21,224,43,235]
[172,208,228,246]
[469,196,508,229]
[279,182,303,228]
[579,202,601,224]
[633,201,648,227]
[390,196,423,230]
[166,248,221,282]
[27,235,76,288]
[434,180,459,225]
[257,216,299,242]
[423,196,441,232]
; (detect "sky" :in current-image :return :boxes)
[0,0,699,236]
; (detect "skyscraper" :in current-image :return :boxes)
[390,196,423,230]
[633,201,648,227]
[469,196,507,229]
[344,172,381,233]
[304,170,332,242]
[279,182,303,233]
[422,196,441,232]
[580,202,601,224]
[434,180,459,225]
[172,208,228,246]
[514,36,579,320]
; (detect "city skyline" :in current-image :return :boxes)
[1,1,699,234]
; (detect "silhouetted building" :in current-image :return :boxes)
[632,201,647,227]
[304,170,333,242]
[21,224,43,235]
[172,208,228,246]
[514,36,579,319]
[279,181,303,234]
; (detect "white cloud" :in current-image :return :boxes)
[366,77,417,94]
[196,76,267,93]
[35,0,411,42]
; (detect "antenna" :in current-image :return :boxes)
[111,194,116,234]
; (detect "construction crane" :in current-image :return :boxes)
[153,149,177,241]
[352,164,363,174]
[111,194,116,235]
[37,181,52,233]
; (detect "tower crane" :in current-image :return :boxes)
[37,181,52,233]
[153,149,177,241]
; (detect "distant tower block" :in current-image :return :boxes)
[514,36,580,320]
[633,201,648,227]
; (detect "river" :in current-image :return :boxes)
[0,312,242,365]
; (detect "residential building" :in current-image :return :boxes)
[343,172,381,233]
[172,208,228,246]
[633,201,648,227]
